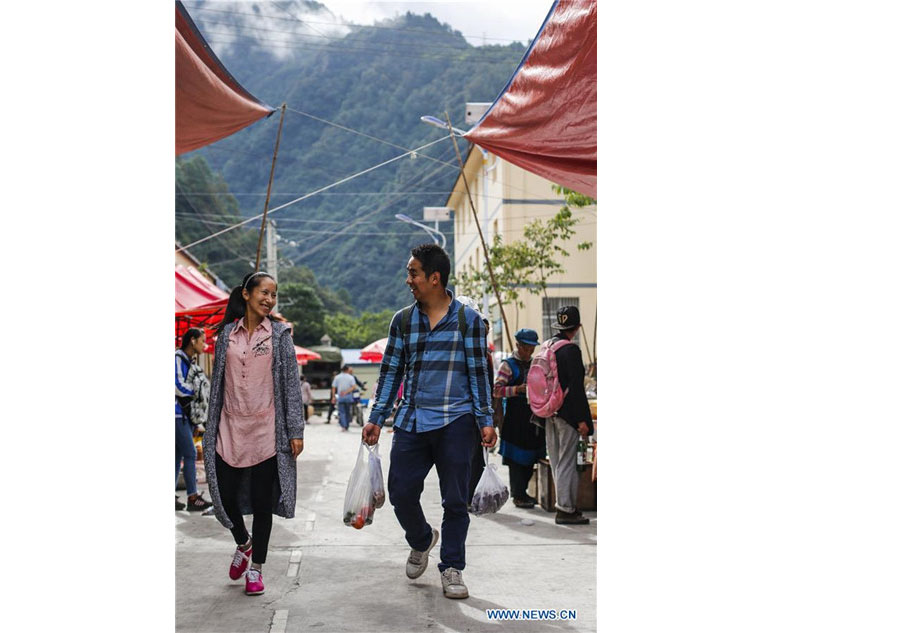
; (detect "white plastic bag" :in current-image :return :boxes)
[367,443,385,509]
[343,443,375,529]
[470,447,509,515]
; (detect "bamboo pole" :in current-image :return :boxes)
[255,103,287,272]
[444,111,514,352]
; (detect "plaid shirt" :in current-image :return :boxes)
[368,292,494,432]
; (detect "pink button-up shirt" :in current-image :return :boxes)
[216,317,277,467]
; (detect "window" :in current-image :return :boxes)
[542,297,580,345]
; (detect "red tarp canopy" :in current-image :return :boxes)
[176,1,274,155]
[175,265,229,311]
[463,0,597,198]
[295,345,322,366]
[175,266,229,347]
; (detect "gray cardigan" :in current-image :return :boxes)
[202,319,305,528]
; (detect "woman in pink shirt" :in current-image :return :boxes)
[202,272,305,597]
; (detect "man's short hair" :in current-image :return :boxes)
[410,243,451,289]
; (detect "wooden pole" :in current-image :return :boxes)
[255,103,287,272]
[444,112,514,352]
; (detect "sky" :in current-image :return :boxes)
[323,0,554,46]
[182,0,555,56]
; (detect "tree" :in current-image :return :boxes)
[324,308,394,348]
[452,185,594,309]
[277,282,326,346]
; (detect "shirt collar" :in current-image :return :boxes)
[235,316,272,334]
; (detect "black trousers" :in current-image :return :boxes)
[507,461,535,499]
[215,453,277,564]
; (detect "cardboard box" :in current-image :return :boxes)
[530,458,596,512]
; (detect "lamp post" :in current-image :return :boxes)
[419,115,467,136]
[395,213,446,249]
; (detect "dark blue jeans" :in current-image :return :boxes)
[338,401,353,429]
[388,414,479,572]
[175,416,198,496]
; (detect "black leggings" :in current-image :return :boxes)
[215,453,277,564]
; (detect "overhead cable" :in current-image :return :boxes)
[176,136,450,253]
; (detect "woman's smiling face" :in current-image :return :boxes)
[243,277,277,320]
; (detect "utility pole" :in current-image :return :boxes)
[266,218,278,283]
[255,103,286,272]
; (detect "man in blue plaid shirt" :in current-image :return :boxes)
[363,243,496,600]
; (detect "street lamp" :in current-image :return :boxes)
[419,115,468,137]
[395,213,446,249]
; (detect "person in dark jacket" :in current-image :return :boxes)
[494,328,544,508]
[545,306,594,525]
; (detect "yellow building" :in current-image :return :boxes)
[446,149,597,367]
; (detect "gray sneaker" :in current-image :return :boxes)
[406,528,439,579]
[440,567,469,599]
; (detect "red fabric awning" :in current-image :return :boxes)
[175,265,229,311]
[295,345,322,363]
[175,266,229,347]
[463,0,596,198]
[176,1,274,155]
[359,337,389,363]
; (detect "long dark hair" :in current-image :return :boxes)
[216,271,276,335]
[180,327,204,352]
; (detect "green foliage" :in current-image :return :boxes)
[175,156,260,287]
[551,185,596,252]
[453,185,596,308]
[277,282,326,346]
[324,308,395,348]
[180,9,526,313]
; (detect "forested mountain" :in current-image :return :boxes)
[176,0,529,312]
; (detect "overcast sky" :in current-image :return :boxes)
[324,1,554,46]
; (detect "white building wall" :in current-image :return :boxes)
[450,153,597,367]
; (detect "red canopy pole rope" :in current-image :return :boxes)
[255,103,287,272]
[444,111,514,353]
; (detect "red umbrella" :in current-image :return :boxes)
[359,338,389,363]
[295,345,322,363]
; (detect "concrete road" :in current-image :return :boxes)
[176,417,596,632]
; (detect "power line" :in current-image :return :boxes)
[202,34,523,65]
[287,155,459,257]
[284,106,458,170]
[176,136,451,253]
[191,18,518,56]
[176,190,458,197]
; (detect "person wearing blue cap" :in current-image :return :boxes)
[493,328,545,508]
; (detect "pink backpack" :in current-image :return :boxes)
[527,338,573,417]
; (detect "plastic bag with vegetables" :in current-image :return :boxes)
[343,443,375,529]
[470,447,509,515]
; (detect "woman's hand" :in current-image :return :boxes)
[290,439,304,459]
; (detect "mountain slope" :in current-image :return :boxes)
[178,1,527,311]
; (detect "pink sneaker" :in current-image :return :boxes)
[229,544,252,580]
[245,568,265,595]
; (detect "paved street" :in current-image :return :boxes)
[176,416,596,633]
